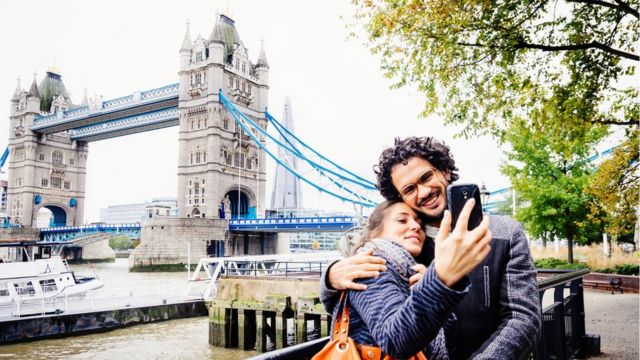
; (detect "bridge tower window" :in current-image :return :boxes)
[52,151,63,165]
[41,178,49,187]
[51,177,62,189]
[64,181,71,190]
[38,153,45,161]
[223,118,229,130]
[242,62,246,73]
[195,52,202,62]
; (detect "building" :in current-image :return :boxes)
[100,198,178,223]
[6,69,88,227]
[177,13,268,220]
[270,98,302,212]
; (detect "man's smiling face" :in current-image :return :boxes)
[390,156,450,226]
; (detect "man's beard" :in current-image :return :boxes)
[417,207,445,227]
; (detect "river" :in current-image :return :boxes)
[0,258,259,359]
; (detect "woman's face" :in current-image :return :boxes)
[378,202,426,257]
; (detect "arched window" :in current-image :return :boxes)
[52,151,63,165]
[196,151,201,163]
[223,118,229,130]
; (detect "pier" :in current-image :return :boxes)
[0,281,207,344]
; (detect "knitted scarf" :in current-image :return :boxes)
[356,239,417,283]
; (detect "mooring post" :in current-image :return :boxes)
[208,300,232,347]
[266,295,293,349]
[255,310,266,352]
[237,308,257,350]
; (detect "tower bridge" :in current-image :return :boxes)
[3,12,372,264]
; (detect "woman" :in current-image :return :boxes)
[334,199,488,359]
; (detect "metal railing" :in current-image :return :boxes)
[534,269,592,360]
[248,269,593,360]
[0,281,206,321]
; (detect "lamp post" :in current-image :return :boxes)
[480,183,490,212]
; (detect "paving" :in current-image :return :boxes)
[583,290,639,359]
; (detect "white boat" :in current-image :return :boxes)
[0,255,104,305]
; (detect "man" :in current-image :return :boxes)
[321,137,541,359]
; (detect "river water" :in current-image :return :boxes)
[0,259,259,359]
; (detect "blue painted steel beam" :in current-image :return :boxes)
[229,216,361,233]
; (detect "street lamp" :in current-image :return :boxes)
[480,183,490,211]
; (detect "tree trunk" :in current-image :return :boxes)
[567,234,574,264]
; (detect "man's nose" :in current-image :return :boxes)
[417,182,432,198]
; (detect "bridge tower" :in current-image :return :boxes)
[177,13,269,220]
[6,70,87,227]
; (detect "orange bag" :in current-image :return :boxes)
[312,292,427,360]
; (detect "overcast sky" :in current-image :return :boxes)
[1,0,513,222]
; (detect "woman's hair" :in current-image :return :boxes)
[351,199,403,255]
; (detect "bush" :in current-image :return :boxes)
[612,264,639,276]
[109,235,131,250]
[534,257,589,270]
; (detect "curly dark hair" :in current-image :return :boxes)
[374,137,460,200]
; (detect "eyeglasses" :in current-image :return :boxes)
[399,168,439,198]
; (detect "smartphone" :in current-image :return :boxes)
[447,183,484,231]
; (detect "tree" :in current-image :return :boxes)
[352,0,638,136]
[502,116,606,263]
[586,132,639,238]
[352,0,639,242]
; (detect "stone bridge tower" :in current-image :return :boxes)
[177,13,269,219]
[6,69,87,227]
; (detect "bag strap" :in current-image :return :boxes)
[332,291,350,349]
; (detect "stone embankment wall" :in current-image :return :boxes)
[129,218,280,270]
[217,276,321,305]
[209,277,329,352]
[129,218,227,270]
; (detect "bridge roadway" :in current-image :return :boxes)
[39,216,361,242]
[30,83,179,141]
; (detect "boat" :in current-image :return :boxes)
[0,255,104,306]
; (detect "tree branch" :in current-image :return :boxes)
[586,118,639,126]
[568,0,639,18]
[516,41,639,61]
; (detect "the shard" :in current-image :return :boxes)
[270,98,303,213]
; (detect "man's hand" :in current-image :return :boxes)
[328,248,387,291]
[409,264,427,288]
[434,198,492,288]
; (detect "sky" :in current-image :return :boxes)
[0,0,512,222]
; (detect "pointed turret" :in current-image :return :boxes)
[81,87,88,106]
[38,67,71,113]
[256,40,269,69]
[28,73,40,98]
[180,20,193,51]
[11,77,21,102]
[208,15,224,44]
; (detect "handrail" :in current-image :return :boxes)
[536,268,590,291]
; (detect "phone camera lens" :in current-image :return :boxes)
[462,189,468,197]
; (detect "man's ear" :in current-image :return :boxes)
[443,170,451,182]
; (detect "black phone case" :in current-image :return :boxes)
[447,183,483,231]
